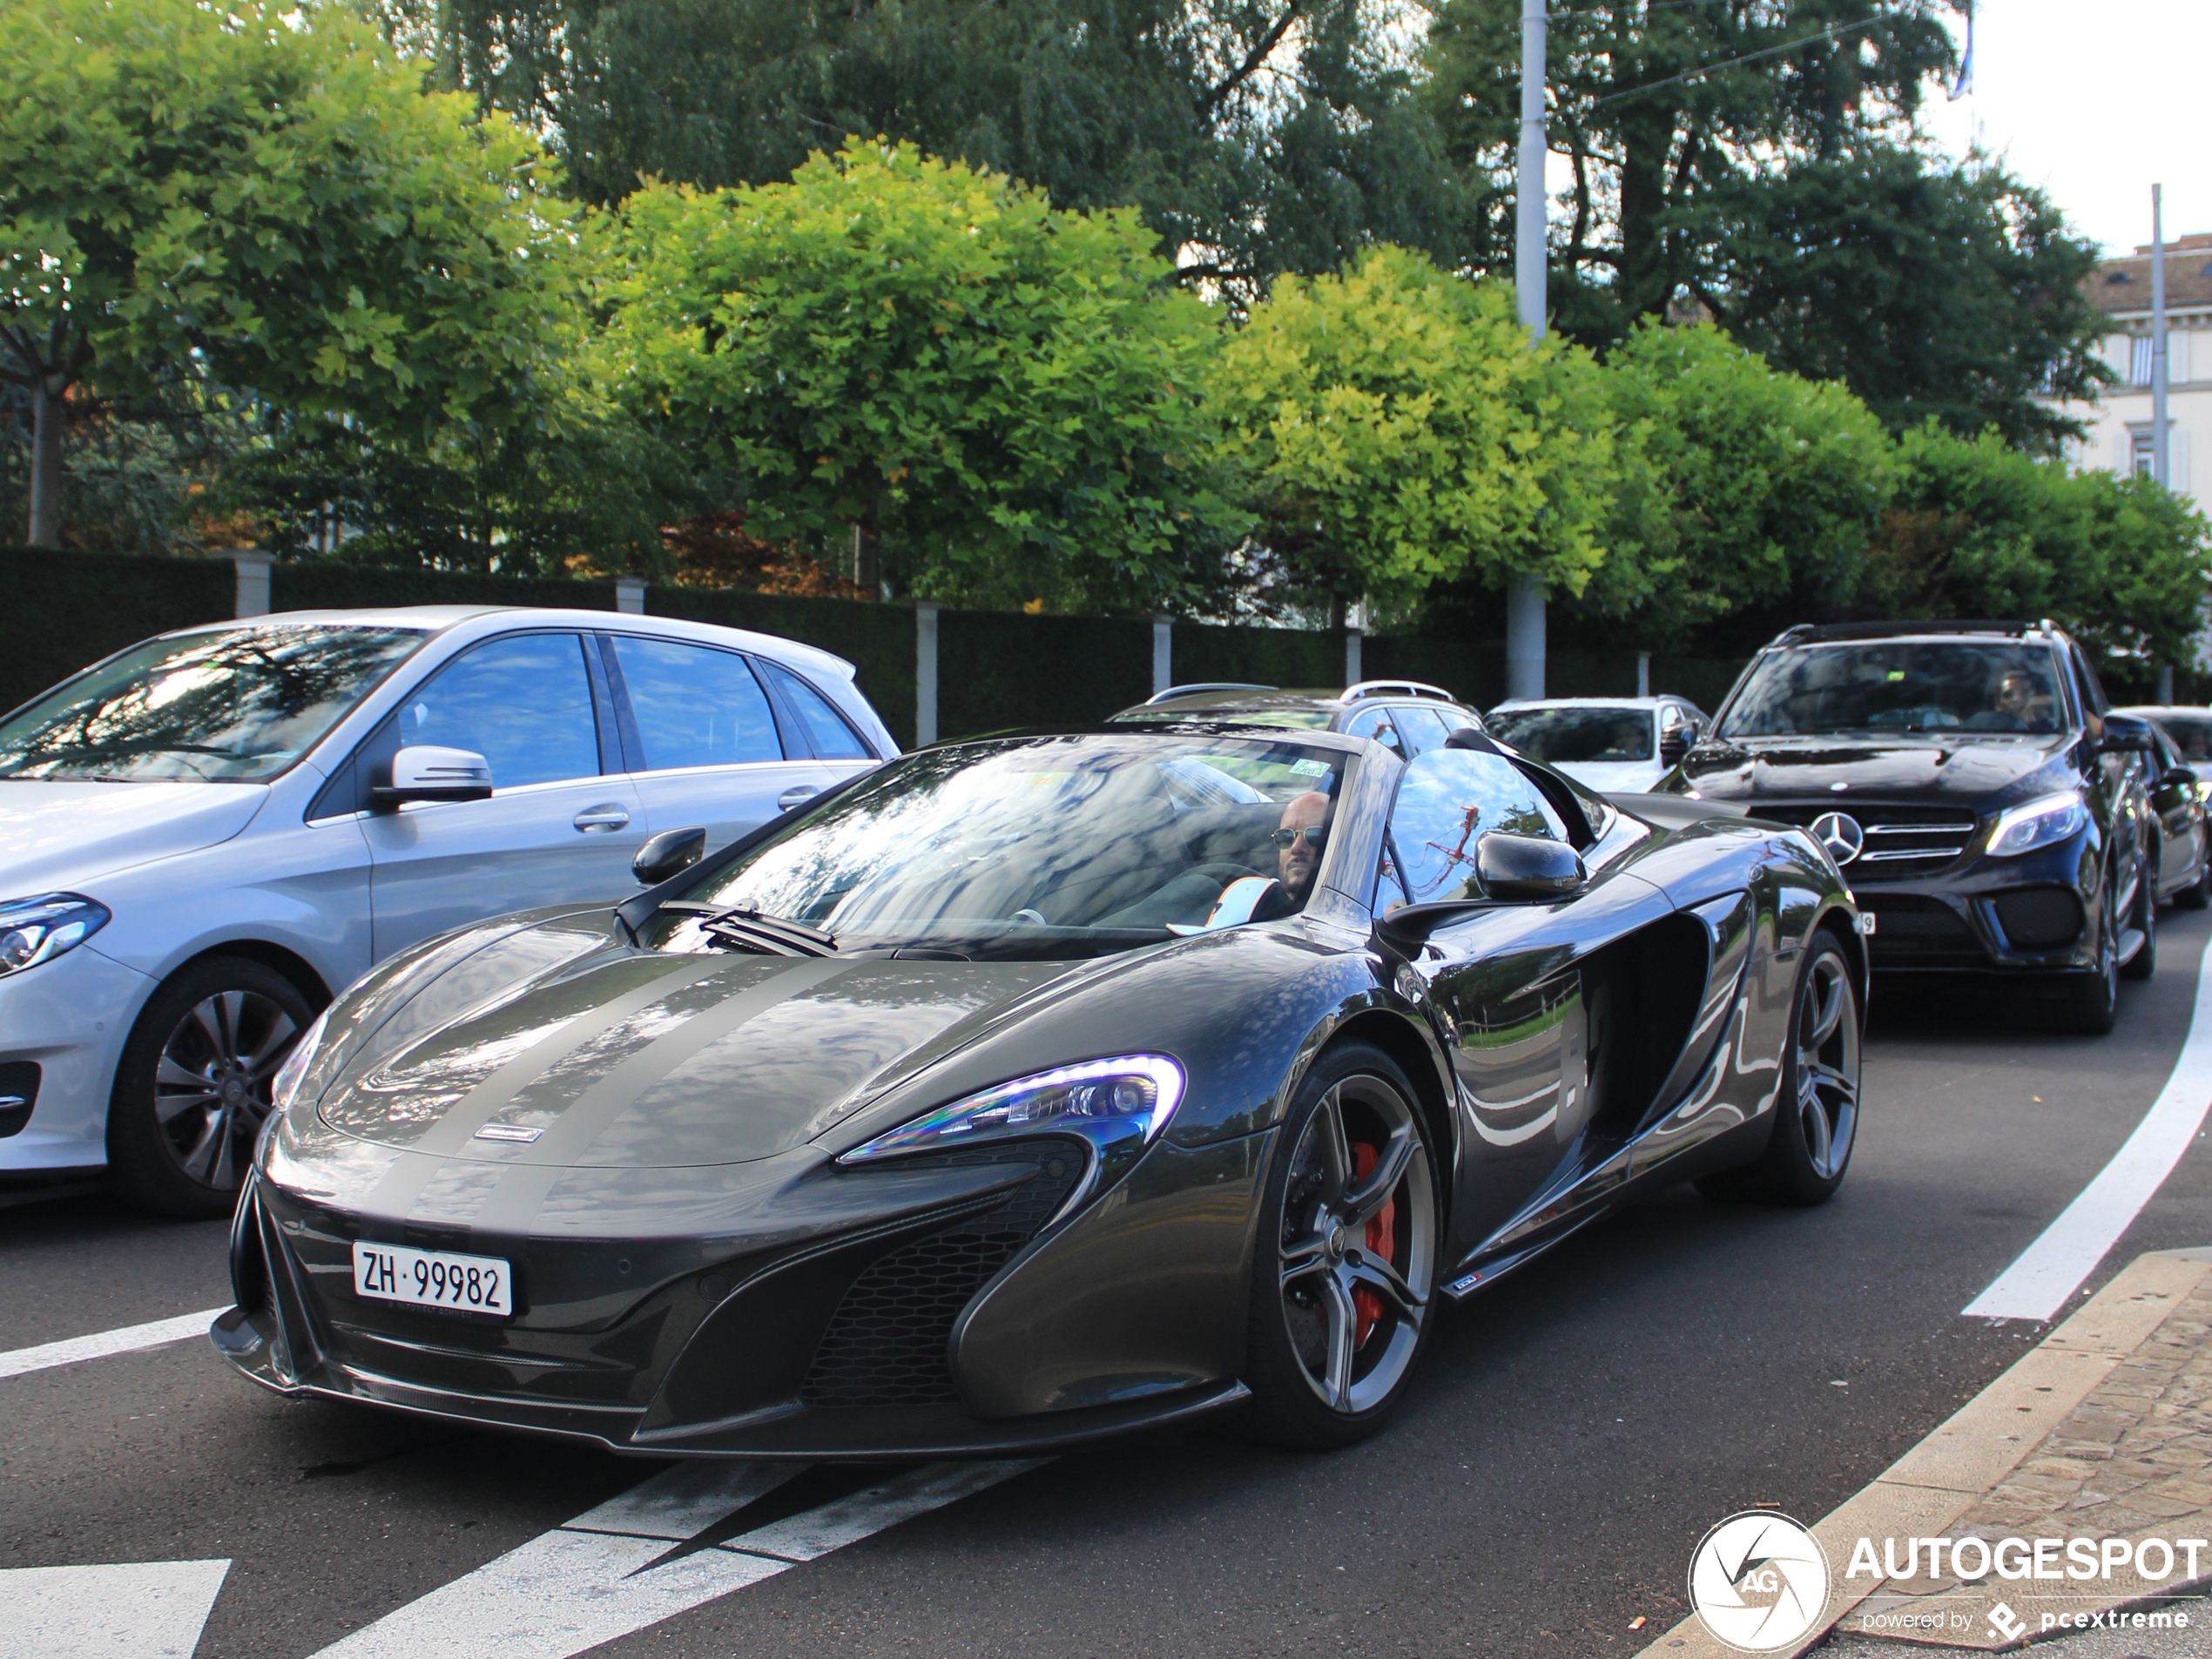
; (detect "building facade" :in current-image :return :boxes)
[2063,232,2212,506]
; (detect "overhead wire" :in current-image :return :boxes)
[1587,12,1904,106]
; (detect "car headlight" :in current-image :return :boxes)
[1987,793,2089,858]
[0,894,111,975]
[839,1055,1185,1168]
[268,1008,329,1118]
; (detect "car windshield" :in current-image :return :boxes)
[1719,642,2067,738]
[0,624,426,783]
[655,733,1349,961]
[1488,706,1655,763]
[2157,716,2212,762]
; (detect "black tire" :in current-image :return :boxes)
[107,957,317,1218]
[1699,932,1861,1207]
[1243,1042,1440,1449]
[2060,887,2120,1037]
[2122,863,2157,981]
[2178,834,2212,910]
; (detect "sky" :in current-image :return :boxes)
[1920,0,2212,255]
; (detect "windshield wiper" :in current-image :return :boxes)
[661,901,839,957]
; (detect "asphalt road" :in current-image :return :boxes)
[6,911,2212,1658]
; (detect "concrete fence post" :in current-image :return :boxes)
[915,602,941,747]
[614,577,648,615]
[208,549,275,617]
[1151,615,1172,697]
[1636,651,1651,698]
[1345,603,1364,686]
[2158,664,2176,704]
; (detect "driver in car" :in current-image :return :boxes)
[1271,791,1332,907]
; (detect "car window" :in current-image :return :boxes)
[2069,645,2110,718]
[2161,717,2212,761]
[1344,705,1406,759]
[1719,643,2065,737]
[610,636,784,770]
[1387,749,1561,905]
[0,624,424,784]
[758,661,872,759]
[1392,705,1455,755]
[1488,705,1656,763]
[399,632,599,788]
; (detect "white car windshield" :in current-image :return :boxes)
[1489,706,1656,764]
[0,624,426,783]
[657,734,1349,961]
[1720,642,2067,738]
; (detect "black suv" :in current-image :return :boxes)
[1659,620,2168,1033]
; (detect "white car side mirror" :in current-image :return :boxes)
[374,745,493,808]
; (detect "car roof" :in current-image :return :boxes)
[1489,696,1687,711]
[1125,681,1470,716]
[1765,619,2067,647]
[2115,705,2212,718]
[161,604,861,684]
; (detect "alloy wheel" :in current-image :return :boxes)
[1792,949,1859,1181]
[1277,1075,1435,1414]
[154,990,299,1192]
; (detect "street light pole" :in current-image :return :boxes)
[2153,183,2168,489]
[1506,0,1548,701]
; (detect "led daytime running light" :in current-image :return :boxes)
[1987,793,2088,858]
[0,893,110,975]
[840,1055,1186,1164]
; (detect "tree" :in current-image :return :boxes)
[1581,320,1897,639]
[1211,245,1617,624]
[371,0,1487,301]
[0,0,573,545]
[1700,151,2107,452]
[599,138,1246,610]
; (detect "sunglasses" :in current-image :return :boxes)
[1269,826,1329,848]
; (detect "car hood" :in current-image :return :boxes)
[315,942,1086,1170]
[0,779,268,891]
[1674,732,2074,806]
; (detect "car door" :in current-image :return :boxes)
[361,631,646,959]
[2145,726,2200,893]
[2068,644,2148,895]
[602,634,858,859]
[1380,746,1669,1257]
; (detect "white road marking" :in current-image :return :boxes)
[310,1456,1046,1659]
[0,1558,229,1657]
[1965,934,2212,1322]
[0,1307,229,1383]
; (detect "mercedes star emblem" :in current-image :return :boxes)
[1810,810,1865,867]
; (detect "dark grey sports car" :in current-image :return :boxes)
[216,725,1864,1455]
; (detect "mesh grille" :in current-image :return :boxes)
[1993,887,2083,948]
[802,1142,1084,1409]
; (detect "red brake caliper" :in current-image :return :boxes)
[1349,1143,1398,1348]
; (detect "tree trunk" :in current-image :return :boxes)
[1615,105,1673,321]
[1328,590,1348,631]
[26,375,64,548]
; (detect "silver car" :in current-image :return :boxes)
[0,605,895,1215]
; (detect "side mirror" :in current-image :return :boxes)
[373,745,492,808]
[2099,714,2157,755]
[2164,765,2201,791]
[633,826,706,887]
[1476,831,1586,901]
[1658,722,1699,766]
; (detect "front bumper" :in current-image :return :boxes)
[0,944,152,1174]
[215,1124,1269,1458]
[1849,838,2104,975]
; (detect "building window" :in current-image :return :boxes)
[2132,336,2156,386]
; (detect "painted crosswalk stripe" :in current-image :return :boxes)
[0,1558,230,1657]
[311,1457,1047,1659]
[1966,933,2212,1322]
[0,1307,229,1382]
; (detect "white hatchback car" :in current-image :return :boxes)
[0,606,896,1214]
[1485,696,1709,793]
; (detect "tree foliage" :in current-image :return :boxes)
[0,0,576,544]
[599,138,1246,610]
[1211,245,1615,620]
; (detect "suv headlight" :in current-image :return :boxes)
[0,894,111,974]
[839,1055,1185,1170]
[1987,793,2089,858]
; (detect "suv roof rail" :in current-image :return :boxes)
[1143,681,1276,705]
[1342,679,1456,705]
[1767,618,2037,646]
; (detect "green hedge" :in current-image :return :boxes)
[0,546,233,713]
[939,608,1153,738]
[270,563,620,612]
[1174,621,1347,691]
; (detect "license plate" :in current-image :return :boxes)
[1857,912,1878,935]
[352,1241,511,1317]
